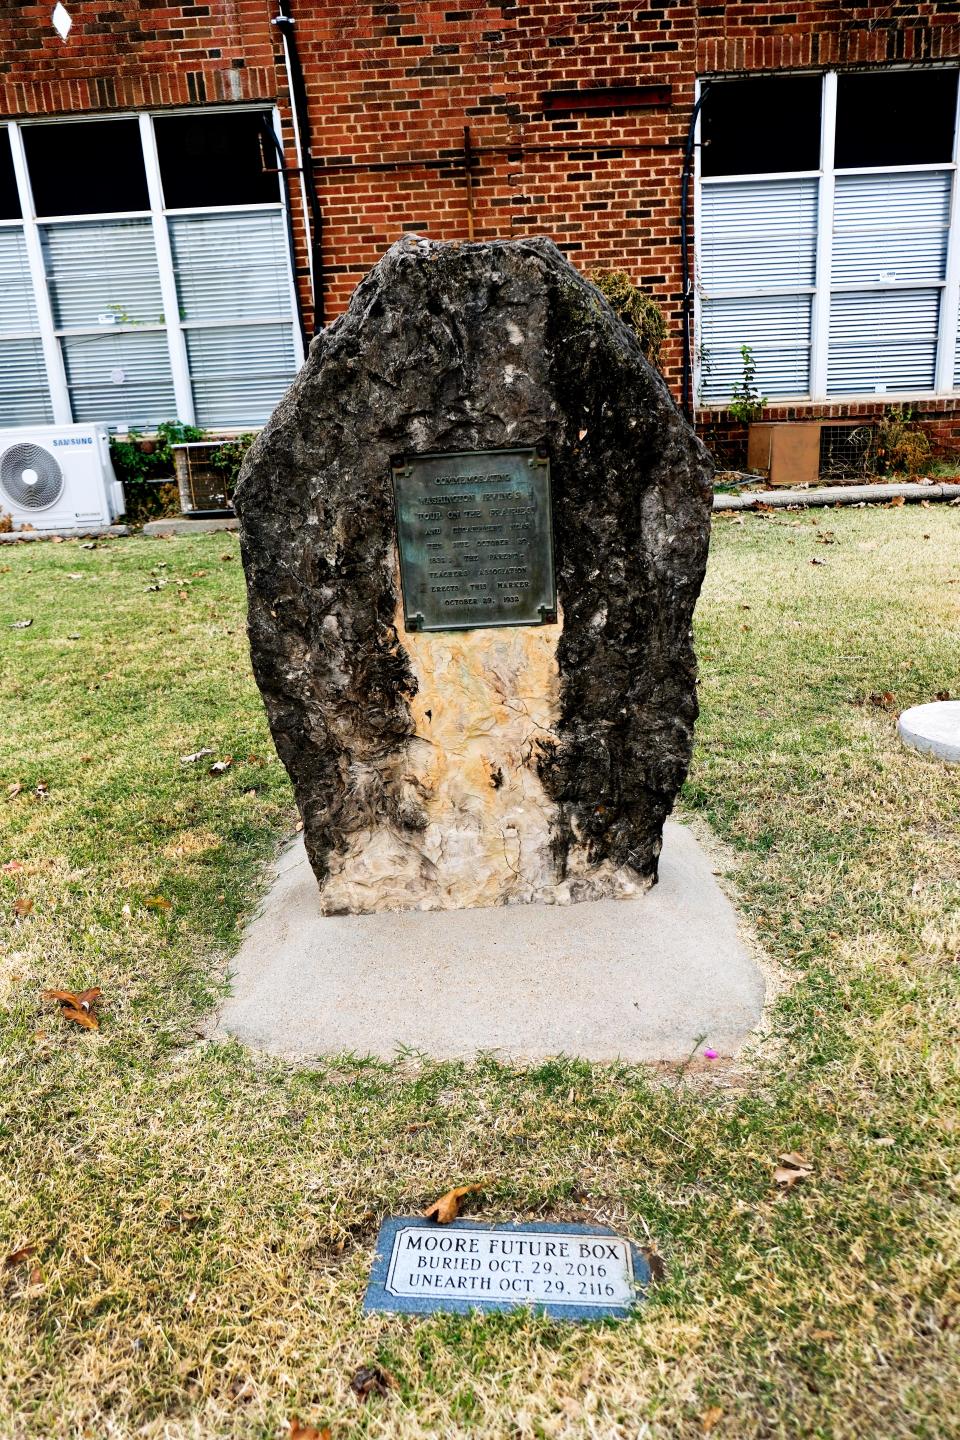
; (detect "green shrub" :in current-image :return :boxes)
[209,433,256,492]
[109,420,205,524]
[590,269,666,367]
[871,408,932,476]
[728,344,766,425]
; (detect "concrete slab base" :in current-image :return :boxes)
[213,821,766,1063]
[142,516,238,536]
[898,700,960,764]
[0,524,129,543]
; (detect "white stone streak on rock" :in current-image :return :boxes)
[318,581,652,916]
[319,578,561,913]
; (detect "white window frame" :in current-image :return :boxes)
[695,65,960,407]
[1,104,305,432]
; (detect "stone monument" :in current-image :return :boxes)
[235,236,712,915]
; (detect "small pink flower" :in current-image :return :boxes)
[703,1047,718,1060]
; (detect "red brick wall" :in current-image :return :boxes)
[4,2,960,410]
[285,0,960,392]
[0,2,279,111]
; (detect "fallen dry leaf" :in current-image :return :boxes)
[702,1407,724,1432]
[2,860,24,874]
[180,747,214,765]
[42,987,102,1030]
[349,1365,398,1402]
[6,782,22,800]
[57,987,101,1008]
[869,691,896,709]
[12,897,33,917]
[641,1246,666,1283]
[773,1166,811,1188]
[936,690,951,702]
[27,1266,42,1285]
[145,895,173,912]
[774,1151,813,1188]
[423,1183,482,1224]
[4,1244,37,1268]
[888,495,906,507]
[62,1006,98,1030]
[288,1417,331,1440]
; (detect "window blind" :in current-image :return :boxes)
[828,289,942,396]
[41,217,175,425]
[698,177,818,401]
[827,171,950,394]
[60,331,177,427]
[41,218,165,328]
[0,228,52,425]
[699,293,813,403]
[831,171,951,287]
[169,210,298,427]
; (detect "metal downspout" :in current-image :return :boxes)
[680,82,709,422]
[273,0,325,333]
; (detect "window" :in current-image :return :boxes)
[697,69,960,405]
[23,119,149,216]
[169,211,298,427]
[154,111,280,209]
[0,126,52,426]
[157,113,296,429]
[0,110,302,432]
[45,219,176,425]
[834,70,957,169]
[0,128,21,221]
[701,75,822,178]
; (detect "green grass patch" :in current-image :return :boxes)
[1,512,958,1439]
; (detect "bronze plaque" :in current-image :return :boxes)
[391,447,557,632]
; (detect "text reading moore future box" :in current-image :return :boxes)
[364,1217,649,1320]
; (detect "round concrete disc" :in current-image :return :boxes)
[897,700,960,764]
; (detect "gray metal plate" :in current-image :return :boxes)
[391,447,557,632]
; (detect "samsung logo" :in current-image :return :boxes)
[52,437,93,447]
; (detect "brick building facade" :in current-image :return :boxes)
[3,2,960,461]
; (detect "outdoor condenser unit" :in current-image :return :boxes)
[0,424,124,532]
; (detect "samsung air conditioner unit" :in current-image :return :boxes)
[0,423,124,532]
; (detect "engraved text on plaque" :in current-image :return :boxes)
[391,447,557,632]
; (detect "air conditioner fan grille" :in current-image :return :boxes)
[0,442,65,510]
